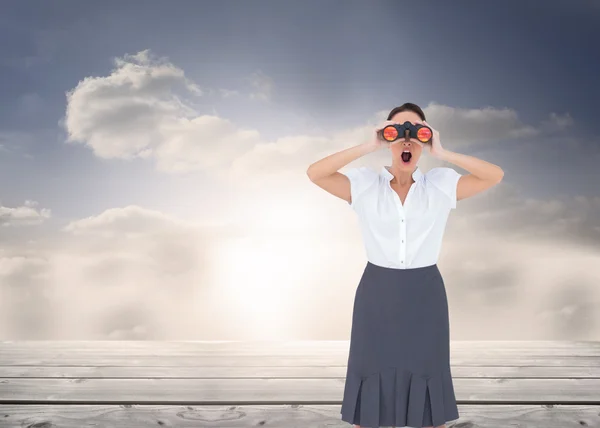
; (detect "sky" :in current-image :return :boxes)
[1,0,599,340]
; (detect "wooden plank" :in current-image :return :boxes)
[1,378,600,403]
[0,404,599,428]
[2,340,600,355]
[2,354,600,367]
[3,340,600,348]
[1,365,600,379]
[0,340,600,351]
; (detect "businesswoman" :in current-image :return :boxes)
[306,103,503,428]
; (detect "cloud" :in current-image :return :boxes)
[0,205,246,339]
[439,232,600,340]
[0,200,51,227]
[1,177,600,340]
[229,101,574,185]
[63,49,266,173]
[540,112,574,131]
[420,102,573,146]
[429,177,600,340]
[447,180,600,249]
[63,50,573,182]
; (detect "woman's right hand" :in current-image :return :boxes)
[368,120,397,150]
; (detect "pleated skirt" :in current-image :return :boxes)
[340,261,460,428]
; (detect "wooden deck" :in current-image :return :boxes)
[0,341,599,427]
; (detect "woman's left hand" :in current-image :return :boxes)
[415,120,445,159]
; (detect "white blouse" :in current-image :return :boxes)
[342,165,462,269]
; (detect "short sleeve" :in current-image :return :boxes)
[341,166,378,209]
[426,167,463,209]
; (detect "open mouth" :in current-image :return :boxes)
[401,151,412,163]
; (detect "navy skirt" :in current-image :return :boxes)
[340,261,460,428]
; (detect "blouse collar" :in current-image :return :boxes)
[382,165,423,182]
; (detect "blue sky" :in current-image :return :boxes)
[1,0,599,213]
[2,0,599,130]
[1,0,599,340]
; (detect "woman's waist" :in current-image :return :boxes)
[366,260,439,273]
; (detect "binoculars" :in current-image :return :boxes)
[378,121,433,144]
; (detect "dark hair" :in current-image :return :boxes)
[386,103,426,121]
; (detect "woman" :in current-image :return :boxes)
[306,103,504,428]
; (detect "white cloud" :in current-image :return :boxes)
[0,200,51,227]
[63,49,265,173]
[0,205,244,339]
[2,187,600,340]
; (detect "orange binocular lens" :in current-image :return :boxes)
[416,127,432,142]
[382,127,399,141]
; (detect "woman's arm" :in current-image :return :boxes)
[306,141,378,204]
[438,149,504,201]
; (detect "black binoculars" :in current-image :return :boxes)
[378,121,433,144]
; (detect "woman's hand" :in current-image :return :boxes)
[367,120,396,151]
[414,120,445,159]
